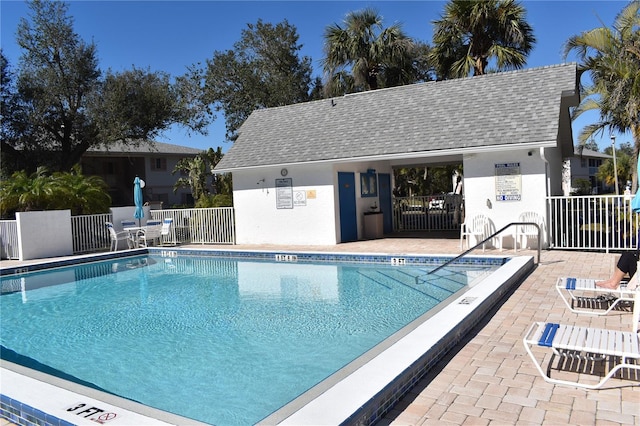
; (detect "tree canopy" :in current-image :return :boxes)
[430,0,536,78]
[1,0,211,176]
[321,8,432,95]
[564,1,640,148]
[202,19,320,142]
[564,0,640,189]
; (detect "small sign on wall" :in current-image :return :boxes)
[276,178,293,209]
[293,190,307,206]
[495,163,522,201]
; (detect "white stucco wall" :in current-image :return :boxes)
[232,161,393,245]
[233,165,338,245]
[463,148,552,249]
[16,210,73,261]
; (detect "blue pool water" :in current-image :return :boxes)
[1,254,495,425]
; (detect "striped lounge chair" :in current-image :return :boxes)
[523,289,640,389]
[555,275,637,315]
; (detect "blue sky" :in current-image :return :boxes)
[0,0,630,153]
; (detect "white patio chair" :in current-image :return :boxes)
[523,289,640,389]
[460,214,488,252]
[498,212,545,252]
[137,222,162,247]
[160,218,174,246]
[516,211,544,250]
[106,222,133,251]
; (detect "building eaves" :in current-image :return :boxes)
[85,140,202,156]
[573,147,612,159]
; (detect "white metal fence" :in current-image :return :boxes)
[150,207,235,245]
[0,207,237,259]
[393,194,638,252]
[0,220,19,259]
[4,196,635,259]
[547,194,638,252]
[71,213,113,254]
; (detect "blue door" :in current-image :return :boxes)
[338,172,358,242]
[378,173,393,234]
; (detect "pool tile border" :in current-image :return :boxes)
[0,394,73,426]
[1,248,521,426]
[147,247,509,267]
[1,248,507,278]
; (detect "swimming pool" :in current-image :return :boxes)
[1,249,532,425]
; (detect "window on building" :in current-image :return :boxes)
[151,158,167,171]
[588,159,602,177]
[360,169,378,197]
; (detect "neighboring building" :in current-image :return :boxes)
[214,63,580,247]
[82,141,202,208]
[563,147,612,195]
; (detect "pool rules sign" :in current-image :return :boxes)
[495,163,522,201]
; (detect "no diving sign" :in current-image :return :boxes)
[66,403,118,424]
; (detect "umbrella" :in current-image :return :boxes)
[134,176,145,226]
[632,159,640,214]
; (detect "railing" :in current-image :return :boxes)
[71,213,113,254]
[0,220,19,259]
[393,194,463,232]
[150,207,235,245]
[394,194,639,252]
[418,222,542,283]
[547,195,639,252]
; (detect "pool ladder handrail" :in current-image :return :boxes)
[415,222,541,284]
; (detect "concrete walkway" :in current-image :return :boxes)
[2,235,639,425]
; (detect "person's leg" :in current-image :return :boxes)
[596,268,626,289]
[597,252,638,289]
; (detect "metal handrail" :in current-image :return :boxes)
[415,222,541,284]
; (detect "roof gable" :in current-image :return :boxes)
[215,63,579,172]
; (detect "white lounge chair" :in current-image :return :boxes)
[556,275,638,315]
[523,289,640,389]
[106,222,133,251]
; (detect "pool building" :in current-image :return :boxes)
[214,63,579,249]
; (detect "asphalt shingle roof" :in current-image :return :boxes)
[215,63,578,172]
[86,140,202,156]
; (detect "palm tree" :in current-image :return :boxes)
[204,147,232,197]
[564,1,640,188]
[322,8,428,95]
[597,150,632,193]
[50,165,111,215]
[430,0,536,79]
[173,155,209,202]
[0,165,110,218]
